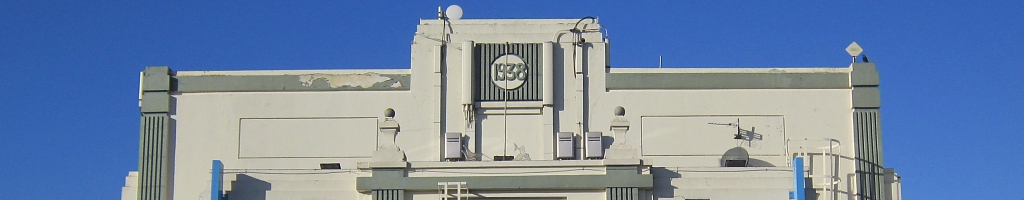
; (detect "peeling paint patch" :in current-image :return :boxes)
[299,73,392,88]
[175,73,410,92]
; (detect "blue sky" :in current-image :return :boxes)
[1,1,1021,199]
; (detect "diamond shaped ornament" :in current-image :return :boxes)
[846,42,863,57]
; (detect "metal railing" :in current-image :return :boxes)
[437,182,468,200]
[786,138,842,200]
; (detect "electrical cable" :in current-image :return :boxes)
[502,43,509,158]
[571,16,597,33]
[463,144,494,161]
[442,18,454,44]
[571,16,596,47]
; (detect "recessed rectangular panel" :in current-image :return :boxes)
[476,114,543,159]
[238,118,376,158]
[641,116,785,156]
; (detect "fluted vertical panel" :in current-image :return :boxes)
[138,114,172,200]
[854,110,884,200]
[606,187,638,200]
[475,43,543,101]
[372,189,404,200]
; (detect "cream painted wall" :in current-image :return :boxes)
[594,88,856,199]
[170,91,411,200]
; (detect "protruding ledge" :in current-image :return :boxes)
[850,62,879,87]
[356,174,653,192]
[852,87,881,108]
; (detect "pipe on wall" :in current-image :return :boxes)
[210,160,224,200]
[542,41,554,106]
[461,41,475,105]
[794,157,806,200]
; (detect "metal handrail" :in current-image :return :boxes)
[786,138,841,200]
[437,182,468,200]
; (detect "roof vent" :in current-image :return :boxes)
[319,163,341,169]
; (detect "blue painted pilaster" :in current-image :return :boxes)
[794,157,805,200]
[211,160,224,200]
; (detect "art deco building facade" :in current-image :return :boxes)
[122,11,901,200]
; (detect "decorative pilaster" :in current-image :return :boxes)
[851,60,886,200]
[138,66,174,200]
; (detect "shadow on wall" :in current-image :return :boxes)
[168,96,177,115]
[737,127,764,147]
[720,147,777,167]
[227,174,272,200]
[651,167,681,200]
[602,136,614,150]
[473,114,489,160]
[805,183,820,200]
[462,135,481,161]
[747,158,776,167]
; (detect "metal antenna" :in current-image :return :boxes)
[846,42,863,63]
[708,118,743,140]
[734,118,743,140]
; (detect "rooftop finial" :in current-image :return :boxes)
[384,108,395,118]
[614,106,625,116]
